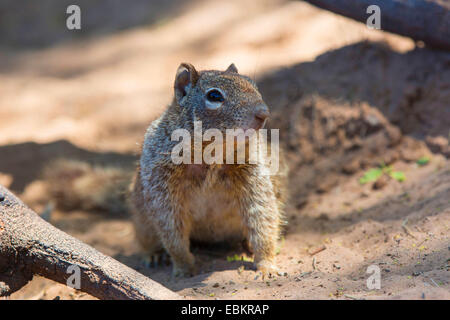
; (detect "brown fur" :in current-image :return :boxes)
[130,63,288,277]
[44,159,132,213]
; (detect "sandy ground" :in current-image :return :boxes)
[0,0,449,300]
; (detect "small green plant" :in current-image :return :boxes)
[416,156,430,166]
[226,254,253,262]
[359,164,405,184]
[359,168,383,184]
[390,171,405,182]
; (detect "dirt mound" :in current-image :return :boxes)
[259,41,449,204]
[263,42,450,143]
[2,0,449,300]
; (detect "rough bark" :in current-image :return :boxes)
[304,0,450,50]
[0,185,180,300]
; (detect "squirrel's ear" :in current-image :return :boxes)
[174,63,199,104]
[225,63,238,73]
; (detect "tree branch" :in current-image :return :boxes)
[304,0,450,51]
[0,185,180,300]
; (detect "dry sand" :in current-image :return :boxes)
[1,0,448,300]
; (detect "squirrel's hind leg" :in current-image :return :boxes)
[133,214,167,268]
[129,167,167,268]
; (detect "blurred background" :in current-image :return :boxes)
[0,0,449,300]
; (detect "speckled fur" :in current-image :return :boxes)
[130,63,288,277]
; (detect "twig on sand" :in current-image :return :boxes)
[344,294,364,300]
[309,245,327,256]
[402,218,417,239]
[299,271,312,278]
[294,271,312,281]
[312,257,317,271]
[430,278,440,287]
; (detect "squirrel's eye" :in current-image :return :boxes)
[206,89,224,102]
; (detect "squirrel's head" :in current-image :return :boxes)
[173,63,269,133]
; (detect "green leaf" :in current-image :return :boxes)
[416,157,430,166]
[227,254,240,262]
[226,254,253,262]
[359,168,383,184]
[390,171,406,182]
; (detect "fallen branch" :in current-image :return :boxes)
[308,245,327,256]
[0,185,180,300]
[402,218,417,239]
[303,0,450,51]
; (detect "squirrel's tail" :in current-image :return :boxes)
[43,159,134,214]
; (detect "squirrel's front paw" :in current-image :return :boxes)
[172,254,196,277]
[172,263,196,277]
[142,252,169,268]
[255,260,278,279]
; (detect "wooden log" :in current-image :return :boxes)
[304,0,450,50]
[0,185,180,300]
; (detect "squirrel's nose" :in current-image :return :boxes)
[254,105,270,122]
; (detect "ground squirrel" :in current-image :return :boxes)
[129,63,288,277]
